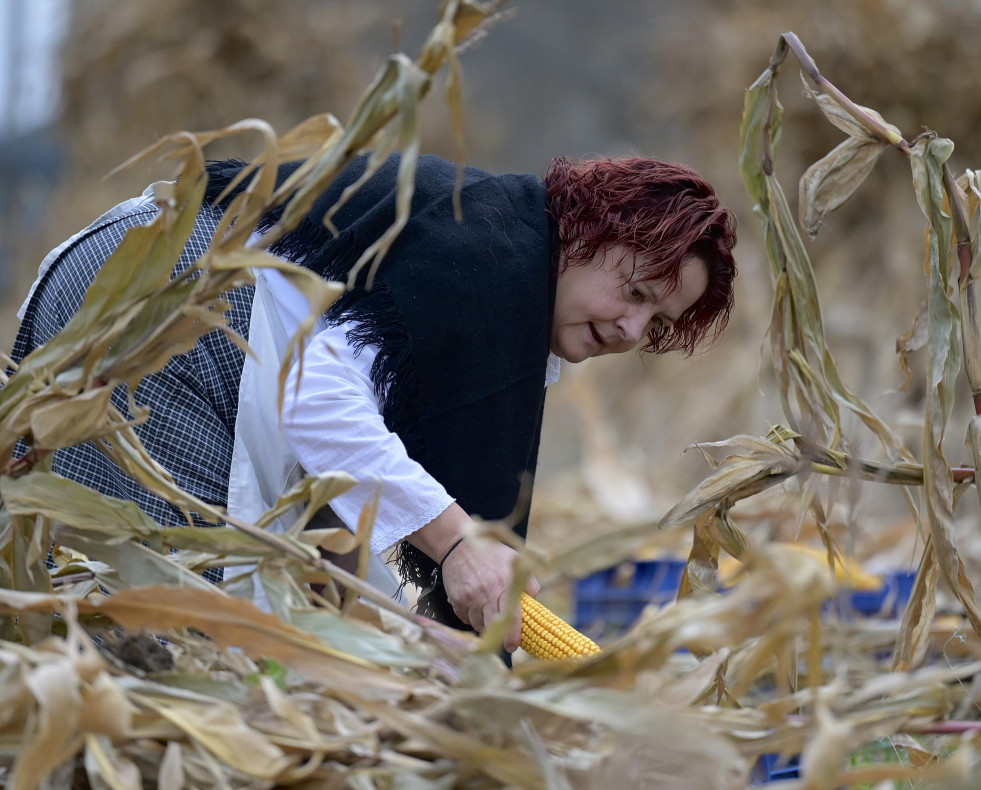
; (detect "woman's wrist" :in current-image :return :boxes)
[405,502,470,563]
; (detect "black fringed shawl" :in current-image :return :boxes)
[207,154,558,625]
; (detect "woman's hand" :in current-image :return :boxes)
[406,502,539,652]
[440,539,540,652]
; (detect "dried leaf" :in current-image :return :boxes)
[53,531,217,593]
[28,386,115,451]
[801,76,902,143]
[910,136,981,636]
[277,112,344,163]
[739,44,914,463]
[84,734,141,790]
[157,742,185,790]
[133,696,291,781]
[799,135,889,238]
[357,694,548,790]
[960,280,981,400]
[289,609,432,668]
[93,587,416,699]
[256,469,358,536]
[659,437,805,530]
[13,658,82,790]
[896,299,930,392]
[3,471,160,538]
[79,672,135,740]
[800,703,853,790]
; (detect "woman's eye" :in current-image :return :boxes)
[630,286,643,300]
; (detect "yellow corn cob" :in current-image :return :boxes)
[520,593,601,660]
[718,544,882,591]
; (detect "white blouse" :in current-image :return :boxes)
[280,323,456,556]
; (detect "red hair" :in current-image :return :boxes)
[544,157,737,355]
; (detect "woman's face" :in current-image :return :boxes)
[550,244,708,363]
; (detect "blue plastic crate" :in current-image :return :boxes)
[753,753,800,783]
[832,570,916,619]
[573,558,686,637]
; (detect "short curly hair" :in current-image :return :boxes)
[544,156,737,355]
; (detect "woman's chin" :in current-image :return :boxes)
[558,348,589,364]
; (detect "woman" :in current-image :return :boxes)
[10,152,736,652]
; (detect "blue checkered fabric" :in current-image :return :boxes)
[9,200,256,584]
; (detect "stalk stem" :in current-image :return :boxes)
[51,571,96,588]
[807,462,975,485]
[953,466,977,484]
[761,37,789,177]
[781,32,911,154]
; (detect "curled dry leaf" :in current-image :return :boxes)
[799,135,890,238]
[801,76,902,143]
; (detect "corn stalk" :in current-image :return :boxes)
[727,31,981,667]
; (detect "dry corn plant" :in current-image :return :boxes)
[729,31,981,664]
[3,10,981,788]
[633,30,981,784]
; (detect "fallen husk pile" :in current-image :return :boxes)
[2,7,981,788]
[1,544,980,790]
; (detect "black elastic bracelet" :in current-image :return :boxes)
[438,537,466,572]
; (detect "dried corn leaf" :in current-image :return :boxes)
[254,469,358,536]
[910,135,981,636]
[799,703,853,789]
[896,299,930,392]
[3,470,160,538]
[157,742,185,790]
[27,386,115,452]
[84,734,141,790]
[356,694,547,790]
[680,517,722,598]
[456,686,748,787]
[132,695,292,781]
[740,44,913,462]
[158,524,274,556]
[959,172,981,411]
[893,541,940,671]
[4,514,54,643]
[79,672,135,740]
[799,135,889,238]
[54,532,217,594]
[966,169,981,281]
[276,113,345,163]
[802,76,902,143]
[659,435,805,530]
[961,281,981,399]
[13,658,82,790]
[0,586,419,701]
[288,609,432,668]
[538,516,667,579]
[271,55,427,260]
[95,587,418,698]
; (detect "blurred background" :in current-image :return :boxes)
[4,0,981,576]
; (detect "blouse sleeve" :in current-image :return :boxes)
[279,321,455,556]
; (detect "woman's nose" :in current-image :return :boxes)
[617,307,654,344]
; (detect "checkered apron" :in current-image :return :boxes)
[10,200,256,583]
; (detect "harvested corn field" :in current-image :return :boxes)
[3,2,981,789]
